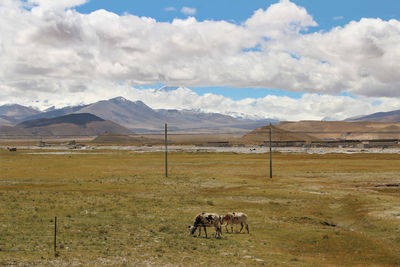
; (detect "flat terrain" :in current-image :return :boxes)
[0,148,400,266]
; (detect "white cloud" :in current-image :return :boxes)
[164,7,177,12]
[181,7,196,16]
[245,0,317,38]
[0,0,400,120]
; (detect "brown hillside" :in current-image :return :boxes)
[0,118,13,126]
[0,126,34,140]
[277,121,400,140]
[18,121,132,137]
[234,125,318,145]
[16,113,133,138]
[376,114,400,123]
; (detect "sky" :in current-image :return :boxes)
[1,0,400,121]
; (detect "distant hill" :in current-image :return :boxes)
[0,104,40,119]
[0,104,41,126]
[16,113,133,137]
[0,117,14,126]
[0,126,34,139]
[345,109,400,123]
[276,121,400,140]
[235,125,318,145]
[18,113,105,128]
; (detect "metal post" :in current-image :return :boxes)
[269,123,272,179]
[165,123,168,178]
[54,216,57,255]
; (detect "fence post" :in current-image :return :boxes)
[54,216,57,256]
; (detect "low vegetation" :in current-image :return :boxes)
[0,148,400,266]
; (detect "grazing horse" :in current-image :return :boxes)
[188,212,222,238]
[7,147,17,152]
[221,212,249,234]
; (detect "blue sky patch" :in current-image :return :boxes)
[190,86,304,100]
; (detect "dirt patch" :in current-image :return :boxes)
[282,216,337,227]
[373,183,400,193]
[374,183,400,188]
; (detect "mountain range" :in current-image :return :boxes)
[2,97,400,140]
[0,97,275,133]
[344,109,400,123]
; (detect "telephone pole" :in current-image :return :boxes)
[269,123,272,179]
[165,123,168,178]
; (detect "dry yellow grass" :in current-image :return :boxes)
[0,148,400,266]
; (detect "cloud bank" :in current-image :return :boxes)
[0,0,400,120]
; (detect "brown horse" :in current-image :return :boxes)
[221,212,249,234]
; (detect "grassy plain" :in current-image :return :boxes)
[0,148,400,266]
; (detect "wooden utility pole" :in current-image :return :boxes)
[165,123,168,178]
[269,123,272,179]
[54,216,57,256]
